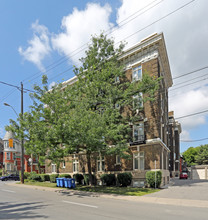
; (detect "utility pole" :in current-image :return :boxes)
[20,82,24,184]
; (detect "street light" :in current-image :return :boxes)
[4,103,18,117]
[4,100,24,184]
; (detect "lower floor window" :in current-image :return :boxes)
[6,163,11,171]
[133,152,144,170]
[52,164,56,173]
[97,155,105,172]
[73,159,79,173]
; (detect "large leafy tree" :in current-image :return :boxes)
[67,33,160,184]
[182,146,200,166]
[195,145,208,165]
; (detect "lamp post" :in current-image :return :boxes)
[4,83,24,184]
[4,103,18,117]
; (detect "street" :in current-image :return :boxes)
[0,180,208,220]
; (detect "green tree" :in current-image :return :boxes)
[182,147,199,166]
[67,33,160,184]
[195,145,208,165]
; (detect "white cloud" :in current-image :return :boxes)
[180,130,191,141]
[52,3,113,65]
[19,20,51,71]
[169,86,208,131]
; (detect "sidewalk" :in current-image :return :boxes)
[8,182,208,208]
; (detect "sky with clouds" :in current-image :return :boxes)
[0,0,208,152]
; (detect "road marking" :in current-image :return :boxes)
[62,200,98,209]
[1,189,16,193]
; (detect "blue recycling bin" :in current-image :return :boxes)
[64,178,69,188]
[56,178,60,187]
[59,178,65,187]
[71,178,76,188]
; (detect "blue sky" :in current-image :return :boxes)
[0,0,208,153]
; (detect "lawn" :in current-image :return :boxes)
[19,181,159,196]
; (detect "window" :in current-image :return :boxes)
[97,155,105,172]
[132,65,142,82]
[133,152,144,170]
[73,159,79,173]
[62,161,66,169]
[133,123,144,142]
[6,163,11,171]
[13,142,16,149]
[51,164,56,173]
[6,152,10,160]
[115,76,120,83]
[13,153,16,160]
[116,155,121,164]
[4,141,8,149]
[133,93,143,109]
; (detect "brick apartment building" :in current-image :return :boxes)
[168,111,182,177]
[45,33,180,186]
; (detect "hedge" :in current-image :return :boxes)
[83,174,96,185]
[73,173,84,184]
[59,174,71,178]
[117,172,132,187]
[145,171,162,188]
[100,174,116,186]
[50,174,59,183]
[40,174,50,182]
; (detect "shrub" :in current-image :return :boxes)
[24,172,31,179]
[0,169,2,176]
[146,171,162,188]
[29,173,42,182]
[73,173,84,184]
[100,174,116,186]
[117,172,132,187]
[50,174,59,183]
[83,174,96,185]
[40,174,50,182]
[59,174,71,178]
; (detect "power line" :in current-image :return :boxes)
[22,0,165,85]
[181,137,208,142]
[175,109,208,120]
[48,0,196,82]
[173,66,208,80]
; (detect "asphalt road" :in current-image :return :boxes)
[0,180,208,220]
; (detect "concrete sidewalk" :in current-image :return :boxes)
[8,182,208,208]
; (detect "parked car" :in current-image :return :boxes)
[179,172,188,179]
[0,174,20,181]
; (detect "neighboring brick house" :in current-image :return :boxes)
[2,131,43,174]
[0,138,3,169]
[45,33,177,186]
[168,111,182,177]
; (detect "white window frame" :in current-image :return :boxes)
[115,76,120,83]
[62,160,66,169]
[73,159,79,173]
[133,123,144,142]
[4,141,8,149]
[51,164,56,173]
[97,155,105,172]
[6,163,11,171]
[116,155,121,165]
[133,152,144,170]
[133,92,143,109]
[132,65,142,82]
[6,152,10,160]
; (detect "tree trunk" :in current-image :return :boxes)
[86,151,93,185]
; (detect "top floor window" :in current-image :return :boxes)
[132,65,142,82]
[97,155,105,172]
[4,141,8,149]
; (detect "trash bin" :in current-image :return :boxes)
[64,178,69,188]
[56,178,60,187]
[59,178,65,187]
[71,178,76,188]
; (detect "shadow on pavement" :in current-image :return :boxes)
[0,201,48,219]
